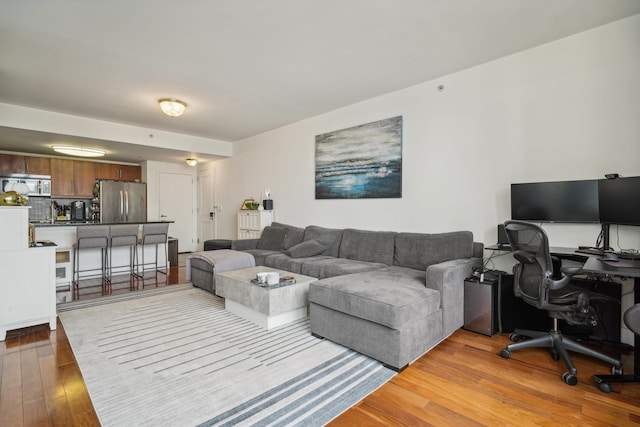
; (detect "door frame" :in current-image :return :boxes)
[197,166,217,251]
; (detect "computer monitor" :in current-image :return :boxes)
[598,176,640,226]
[511,179,600,223]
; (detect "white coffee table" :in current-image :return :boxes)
[215,266,317,330]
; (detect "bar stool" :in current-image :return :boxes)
[137,223,170,279]
[108,224,140,282]
[73,225,110,289]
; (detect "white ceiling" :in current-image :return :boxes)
[1,1,640,164]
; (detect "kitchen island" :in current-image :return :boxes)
[33,221,174,300]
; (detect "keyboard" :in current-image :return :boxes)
[575,248,604,256]
[616,251,640,260]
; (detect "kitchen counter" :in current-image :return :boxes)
[29,240,57,247]
[33,221,173,277]
[31,220,173,227]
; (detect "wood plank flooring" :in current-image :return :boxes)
[1,263,639,426]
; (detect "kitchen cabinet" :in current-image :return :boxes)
[0,154,26,174]
[237,210,274,239]
[50,158,74,196]
[51,159,95,198]
[0,206,56,341]
[74,160,96,197]
[95,163,141,181]
[25,156,51,175]
[0,154,50,175]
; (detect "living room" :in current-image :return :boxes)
[2,2,640,426]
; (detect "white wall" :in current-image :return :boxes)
[212,15,640,251]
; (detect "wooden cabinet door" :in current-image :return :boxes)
[95,163,141,181]
[73,161,96,198]
[25,156,51,175]
[119,165,141,182]
[94,162,118,180]
[50,159,75,197]
[0,154,26,174]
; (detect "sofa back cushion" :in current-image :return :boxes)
[394,231,474,270]
[256,226,288,250]
[338,228,396,265]
[271,222,305,249]
[303,225,343,257]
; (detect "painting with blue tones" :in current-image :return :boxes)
[315,116,402,199]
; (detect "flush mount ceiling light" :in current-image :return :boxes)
[185,158,198,166]
[159,98,187,117]
[52,145,105,157]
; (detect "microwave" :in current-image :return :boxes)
[0,174,51,196]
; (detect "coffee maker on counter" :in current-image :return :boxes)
[71,200,87,221]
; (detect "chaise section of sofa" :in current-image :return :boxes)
[308,230,482,370]
[310,272,443,370]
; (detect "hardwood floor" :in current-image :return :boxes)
[332,332,640,426]
[1,264,638,426]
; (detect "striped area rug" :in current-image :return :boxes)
[59,286,395,426]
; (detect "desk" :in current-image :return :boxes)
[581,257,640,390]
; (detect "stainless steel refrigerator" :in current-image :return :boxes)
[99,181,147,223]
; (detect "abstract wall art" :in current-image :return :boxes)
[315,116,402,199]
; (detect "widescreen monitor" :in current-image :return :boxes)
[598,176,640,226]
[511,179,600,223]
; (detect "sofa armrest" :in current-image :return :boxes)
[231,239,259,251]
[472,242,484,258]
[426,257,483,338]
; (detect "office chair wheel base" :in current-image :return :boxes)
[612,366,623,375]
[509,333,522,342]
[500,349,511,359]
[551,350,560,361]
[597,382,613,393]
[562,372,578,386]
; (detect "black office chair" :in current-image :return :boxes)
[592,304,640,392]
[499,220,622,385]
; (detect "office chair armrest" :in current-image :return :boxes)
[560,266,582,276]
[548,275,571,290]
[548,267,582,291]
[513,250,536,265]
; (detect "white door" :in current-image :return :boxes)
[198,170,216,250]
[158,172,195,252]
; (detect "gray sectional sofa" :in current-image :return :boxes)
[227,222,483,370]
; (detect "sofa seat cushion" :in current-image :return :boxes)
[300,258,387,280]
[242,249,283,266]
[375,266,427,286]
[309,274,440,329]
[263,253,333,273]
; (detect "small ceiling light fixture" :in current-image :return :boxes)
[159,98,187,117]
[52,145,105,157]
[185,158,198,167]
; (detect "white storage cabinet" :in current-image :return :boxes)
[0,206,57,341]
[237,210,274,239]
